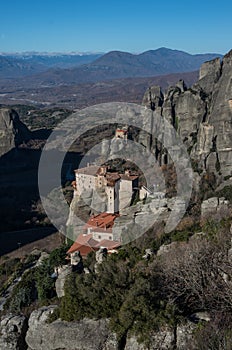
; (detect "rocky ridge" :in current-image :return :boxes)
[142,50,232,178]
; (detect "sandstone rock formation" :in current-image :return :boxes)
[0,108,31,157]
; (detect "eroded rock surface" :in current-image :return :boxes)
[142,50,232,178]
[0,314,28,350]
[26,306,118,350]
[0,108,30,157]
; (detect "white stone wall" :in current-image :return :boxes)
[75,171,136,214]
[92,230,113,241]
[119,179,133,211]
[105,181,120,213]
[76,173,96,194]
[96,174,107,189]
[106,186,115,213]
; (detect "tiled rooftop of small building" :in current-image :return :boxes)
[85,212,118,229]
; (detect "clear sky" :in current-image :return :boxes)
[0,0,231,54]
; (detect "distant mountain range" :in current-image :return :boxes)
[0,53,102,79]
[0,48,222,84]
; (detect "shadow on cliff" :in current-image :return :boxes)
[0,143,82,255]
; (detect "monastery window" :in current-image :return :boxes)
[98,235,101,239]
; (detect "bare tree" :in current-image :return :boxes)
[157,232,232,314]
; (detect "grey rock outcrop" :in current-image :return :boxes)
[125,322,196,349]
[0,306,199,350]
[141,49,232,178]
[201,197,229,219]
[55,265,72,298]
[95,247,108,273]
[26,306,118,350]
[23,306,198,350]
[198,57,221,94]
[0,314,28,350]
[157,242,177,257]
[35,251,50,267]
[142,85,164,111]
[0,108,31,157]
[125,329,174,349]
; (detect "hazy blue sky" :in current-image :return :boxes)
[0,0,231,54]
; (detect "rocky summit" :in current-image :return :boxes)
[143,49,232,177]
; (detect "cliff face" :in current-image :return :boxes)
[0,108,31,157]
[143,50,232,177]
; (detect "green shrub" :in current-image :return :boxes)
[35,260,55,301]
[217,185,232,203]
[4,269,36,313]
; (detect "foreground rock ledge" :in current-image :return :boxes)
[25,306,118,350]
[24,306,196,350]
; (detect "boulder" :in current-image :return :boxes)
[25,306,118,350]
[125,322,196,349]
[123,331,175,350]
[201,197,229,219]
[0,314,28,350]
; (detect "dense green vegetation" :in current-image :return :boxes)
[55,218,232,346]
[2,244,70,314]
[1,217,232,347]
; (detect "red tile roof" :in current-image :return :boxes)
[85,213,118,230]
[68,242,97,257]
[67,234,99,256]
[67,213,120,258]
[116,129,127,133]
[67,234,120,257]
[95,240,121,250]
